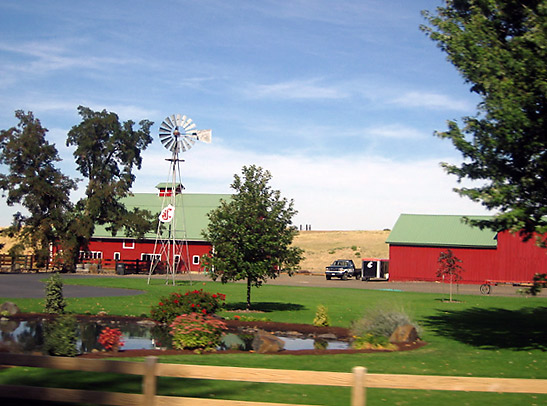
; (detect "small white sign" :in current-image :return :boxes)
[159,204,175,223]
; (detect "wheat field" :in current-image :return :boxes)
[292,230,390,273]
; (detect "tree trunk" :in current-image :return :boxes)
[246,277,252,310]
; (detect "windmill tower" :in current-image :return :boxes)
[147,114,211,285]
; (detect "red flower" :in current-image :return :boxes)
[159,302,164,306]
[173,300,179,304]
[202,309,207,314]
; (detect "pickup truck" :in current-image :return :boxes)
[325,259,359,280]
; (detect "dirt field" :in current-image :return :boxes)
[292,230,390,273]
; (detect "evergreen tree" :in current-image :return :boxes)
[45,273,67,314]
[203,165,303,310]
[422,0,547,246]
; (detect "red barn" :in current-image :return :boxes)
[386,214,546,284]
[78,186,230,273]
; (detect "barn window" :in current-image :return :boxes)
[113,252,120,261]
[79,251,103,260]
[123,240,135,249]
[192,255,200,265]
[141,253,160,262]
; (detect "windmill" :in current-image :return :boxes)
[147,114,211,285]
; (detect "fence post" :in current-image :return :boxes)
[351,366,366,406]
[142,356,158,406]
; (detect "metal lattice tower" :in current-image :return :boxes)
[147,114,211,285]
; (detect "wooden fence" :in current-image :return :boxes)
[0,254,39,272]
[1,353,546,406]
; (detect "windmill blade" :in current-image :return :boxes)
[181,137,194,152]
[162,137,175,151]
[160,124,173,133]
[164,116,175,129]
[170,114,177,126]
[196,129,212,143]
[184,122,196,132]
[175,114,183,126]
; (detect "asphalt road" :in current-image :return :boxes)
[0,273,146,299]
[0,271,544,299]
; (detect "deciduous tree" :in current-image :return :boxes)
[0,111,76,266]
[61,106,156,269]
[202,165,303,310]
[437,248,464,302]
[422,0,547,246]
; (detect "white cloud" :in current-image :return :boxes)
[391,91,473,112]
[245,79,350,100]
[365,124,425,140]
[135,143,490,231]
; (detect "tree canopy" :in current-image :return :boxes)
[0,107,155,270]
[0,111,76,266]
[422,0,547,246]
[67,106,154,238]
[202,165,303,309]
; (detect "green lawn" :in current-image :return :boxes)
[1,276,546,406]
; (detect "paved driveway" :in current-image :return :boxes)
[0,273,145,299]
[0,272,543,299]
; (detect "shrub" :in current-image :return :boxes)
[44,273,66,314]
[352,334,396,350]
[98,327,125,351]
[43,314,78,356]
[313,304,330,327]
[150,289,226,324]
[170,313,227,351]
[350,303,421,339]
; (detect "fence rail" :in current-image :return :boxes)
[1,353,546,406]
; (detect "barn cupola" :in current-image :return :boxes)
[156,182,184,197]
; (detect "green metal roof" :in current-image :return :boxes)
[386,214,498,248]
[92,193,230,241]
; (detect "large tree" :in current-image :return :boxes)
[422,0,547,246]
[0,111,76,266]
[202,165,303,310]
[61,106,155,268]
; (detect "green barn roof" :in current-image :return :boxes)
[386,214,498,248]
[92,193,230,241]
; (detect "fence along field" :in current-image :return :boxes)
[1,353,546,406]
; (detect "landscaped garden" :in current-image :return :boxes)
[1,276,546,405]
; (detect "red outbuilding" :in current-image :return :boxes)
[385,214,546,285]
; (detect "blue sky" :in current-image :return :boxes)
[0,0,490,230]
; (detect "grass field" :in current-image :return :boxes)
[1,276,546,405]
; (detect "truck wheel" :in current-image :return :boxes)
[342,273,348,280]
[326,275,331,280]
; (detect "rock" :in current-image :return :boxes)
[317,333,337,340]
[252,330,285,353]
[389,324,419,344]
[0,302,20,316]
